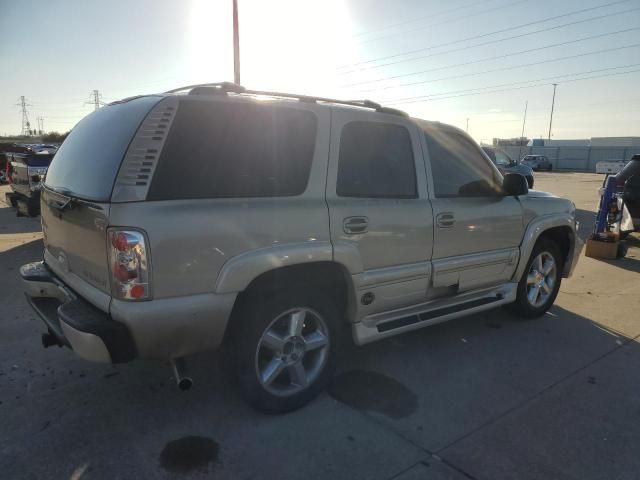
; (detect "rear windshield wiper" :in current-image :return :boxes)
[44,184,104,211]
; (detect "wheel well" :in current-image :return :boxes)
[225,262,355,340]
[538,226,572,264]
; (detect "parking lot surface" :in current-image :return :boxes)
[1,173,639,480]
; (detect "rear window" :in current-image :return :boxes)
[147,100,318,200]
[44,96,161,201]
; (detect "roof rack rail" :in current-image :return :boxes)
[164,82,408,117]
[164,82,245,94]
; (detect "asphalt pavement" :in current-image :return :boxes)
[1,173,639,480]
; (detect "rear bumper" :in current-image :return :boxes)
[21,261,135,363]
[22,260,238,361]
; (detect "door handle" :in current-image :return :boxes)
[436,212,455,228]
[343,216,369,234]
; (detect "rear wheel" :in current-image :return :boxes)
[233,288,338,413]
[507,238,562,319]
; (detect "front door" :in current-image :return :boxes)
[326,108,434,320]
[421,125,524,292]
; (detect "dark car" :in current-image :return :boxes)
[521,154,552,171]
[482,146,534,188]
[616,154,640,231]
[4,145,55,216]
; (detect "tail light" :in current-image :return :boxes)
[107,229,151,300]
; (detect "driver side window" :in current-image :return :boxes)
[424,128,501,197]
[494,150,512,167]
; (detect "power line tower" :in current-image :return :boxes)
[16,96,32,135]
[36,116,44,135]
[85,90,105,111]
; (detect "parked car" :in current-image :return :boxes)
[521,154,553,171]
[4,145,55,216]
[21,83,582,413]
[482,146,534,188]
[616,154,640,231]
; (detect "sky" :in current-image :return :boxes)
[1,0,639,143]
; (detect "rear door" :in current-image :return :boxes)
[421,125,524,292]
[326,109,433,320]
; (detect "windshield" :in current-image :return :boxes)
[44,96,161,201]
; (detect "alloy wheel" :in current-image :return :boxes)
[255,307,330,397]
[526,251,557,308]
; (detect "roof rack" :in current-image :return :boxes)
[163,82,408,117]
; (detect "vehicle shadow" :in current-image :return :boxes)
[2,296,639,480]
[0,197,42,235]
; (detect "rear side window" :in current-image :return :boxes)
[147,101,317,200]
[337,122,417,198]
[424,128,500,197]
[44,96,161,201]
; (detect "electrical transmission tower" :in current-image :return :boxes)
[36,116,44,135]
[16,96,32,136]
[85,90,105,111]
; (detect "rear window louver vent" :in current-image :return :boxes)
[111,97,179,202]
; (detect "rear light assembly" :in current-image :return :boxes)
[107,229,151,301]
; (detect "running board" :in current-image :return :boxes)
[352,283,517,345]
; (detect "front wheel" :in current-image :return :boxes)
[233,288,338,414]
[507,238,562,319]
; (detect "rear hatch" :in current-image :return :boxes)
[41,96,162,307]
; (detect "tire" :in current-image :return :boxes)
[5,192,17,208]
[526,176,534,189]
[233,287,338,414]
[507,238,563,319]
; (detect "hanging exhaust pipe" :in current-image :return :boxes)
[172,357,193,391]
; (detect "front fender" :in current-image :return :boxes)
[514,213,578,281]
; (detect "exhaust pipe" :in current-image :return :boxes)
[42,331,63,348]
[171,357,193,391]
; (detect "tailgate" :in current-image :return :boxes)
[41,188,112,302]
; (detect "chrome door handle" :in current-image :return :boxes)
[343,216,369,234]
[436,212,455,228]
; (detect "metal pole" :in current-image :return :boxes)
[233,0,241,85]
[518,100,528,161]
[548,84,557,141]
[466,118,469,133]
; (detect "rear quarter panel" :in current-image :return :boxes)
[108,102,331,299]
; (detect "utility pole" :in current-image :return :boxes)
[547,83,557,141]
[85,90,104,111]
[233,0,241,84]
[16,96,32,136]
[518,100,528,161]
[36,116,44,135]
[466,117,469,133]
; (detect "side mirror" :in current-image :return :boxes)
[503,173,529,196]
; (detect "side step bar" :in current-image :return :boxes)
[377,296,501,333]
[353,283,517,345]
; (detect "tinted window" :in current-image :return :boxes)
[148,101,317,199]
[337,122,416,198]
[424,128,500,197]
[494,150,513,167]
[45,96,161,201]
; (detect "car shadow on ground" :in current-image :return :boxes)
[0,199,41,235]
[2,296,639,479]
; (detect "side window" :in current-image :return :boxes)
[337,122,417,198]
[424,128,501,197]
[148,101,317,200]
[494,150,512,167]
